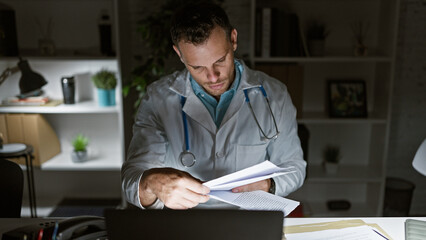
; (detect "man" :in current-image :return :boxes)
[122,2,306,210]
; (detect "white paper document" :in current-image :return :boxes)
[209,190,299,216]
[203,161,299,216]
[203,160,296,191]
[285,225,389,240]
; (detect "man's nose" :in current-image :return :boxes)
[206,67,220,82]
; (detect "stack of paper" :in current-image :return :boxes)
[203,161,299,216]
[285,219,393,240]
[406,219,426,240]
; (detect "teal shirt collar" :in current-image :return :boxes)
[190,60,243,127]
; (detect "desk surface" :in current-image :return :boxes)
[1,217,425,239]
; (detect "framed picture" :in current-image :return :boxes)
[328,80,367,118]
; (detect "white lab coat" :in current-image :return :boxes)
[122,60,306,209]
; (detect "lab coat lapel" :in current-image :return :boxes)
[169,69,217,134]
[183,94,217,134]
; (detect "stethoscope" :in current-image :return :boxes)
[178,85,280,168]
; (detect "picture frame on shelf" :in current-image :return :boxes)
[327,80,367,118]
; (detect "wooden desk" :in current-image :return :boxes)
[1,217,425,239]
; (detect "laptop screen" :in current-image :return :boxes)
[105,209,283,240]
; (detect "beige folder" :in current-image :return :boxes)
[283,219,393,240]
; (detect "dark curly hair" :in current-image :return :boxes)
[170,1,233,46]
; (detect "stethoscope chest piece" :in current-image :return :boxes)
[179,151,196,168]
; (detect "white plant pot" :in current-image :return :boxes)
[71,150,88,163]
[324,162,338,175]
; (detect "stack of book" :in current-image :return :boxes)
[255,8,307,57]
[1,96,50,106]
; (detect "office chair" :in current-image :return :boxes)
[0,158,24,217]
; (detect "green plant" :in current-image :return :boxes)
[323,145,341,164]
[72,134,89,152]
[92,69,117,90]
[123,0,224,109]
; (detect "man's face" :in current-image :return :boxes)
[173,27,238,99]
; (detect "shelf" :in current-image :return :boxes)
[41,151,122,171]
[0,56,117,61]
[305,165,383,183]
[298,112,387,124]
[0,101,120,114]
[303,201,378,217]
[253,56,392,63]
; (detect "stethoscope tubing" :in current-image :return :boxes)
[243,86,280,140]
[180,96,190,152]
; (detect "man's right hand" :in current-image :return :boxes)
[139,168,210,209]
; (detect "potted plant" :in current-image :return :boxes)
[306,20,330,56]
[71,134,89,163]
[92,69,117,106]
[123,0,224,110]
[323,145,341,174]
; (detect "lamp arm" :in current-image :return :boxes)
[0,66,20,86]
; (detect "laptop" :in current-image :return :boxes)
[105,209,283,240]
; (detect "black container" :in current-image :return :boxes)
[0,3,19,56]
[98,12,113,56]
[61,76,75,104]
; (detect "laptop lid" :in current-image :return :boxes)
[105,209,283,240]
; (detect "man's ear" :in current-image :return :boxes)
[173,45,183,62]
[231,29,238,51]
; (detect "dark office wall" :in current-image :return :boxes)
[387,0,426,216]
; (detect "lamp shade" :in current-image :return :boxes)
[412,138,426,176]
[18,59,47,95]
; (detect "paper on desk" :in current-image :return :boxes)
[284,220,393,240]
[285,225,389,240]
[209,190,299,217]
[203,160,296,191]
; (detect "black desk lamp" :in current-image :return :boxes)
[0,58,47,98]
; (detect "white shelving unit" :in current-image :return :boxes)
[0,0,123,208]
[0,101,119,114]
[248,0,399,216]
[0,59,124,171]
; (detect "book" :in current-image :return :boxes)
[1,96,49,106]
[261,8,272,58]
[288,13,301,57]
[271,8,289,57]
[256,8,303,57]
[255,8,263,57]
[203,161,300,216]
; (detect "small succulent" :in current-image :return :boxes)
[92,69,117,90]
[72,134,89,152]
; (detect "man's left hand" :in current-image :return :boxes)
[231,179,270,193]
